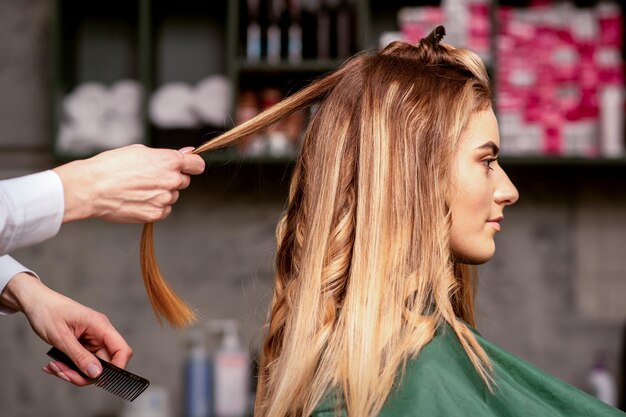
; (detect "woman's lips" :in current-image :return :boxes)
[487,217,503,231]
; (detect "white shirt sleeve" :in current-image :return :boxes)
[0,170,64,315]
[0,170,64,255]
[0,255,40,315]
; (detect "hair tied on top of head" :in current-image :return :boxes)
[425,25,446,45]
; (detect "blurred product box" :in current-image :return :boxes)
[384,0,624,159]
[496,1,624,157]
[393,0,493,64]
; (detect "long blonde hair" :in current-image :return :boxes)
[141,27,494,416]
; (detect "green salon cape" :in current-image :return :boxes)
[312,324,625,416]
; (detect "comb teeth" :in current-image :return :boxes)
[47,347,150,402]
[95,365,149,401]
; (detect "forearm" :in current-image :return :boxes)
[0,272,42,313]
[0,256,41,315]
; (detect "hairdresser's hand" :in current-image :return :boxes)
[0,272,133,387]
[54,144,205,224]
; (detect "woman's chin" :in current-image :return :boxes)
[452,243,495,265]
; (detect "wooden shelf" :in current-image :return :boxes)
[237,59,346,74]
[500,156,626,167]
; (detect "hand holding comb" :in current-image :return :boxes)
[47,347,150,402]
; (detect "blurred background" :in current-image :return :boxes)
[0,0,625,416]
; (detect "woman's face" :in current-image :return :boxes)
[449,108,519,264]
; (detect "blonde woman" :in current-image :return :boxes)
[141,26,624,416]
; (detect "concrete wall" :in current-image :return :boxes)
[477,167,626,387]
[0,1,624,416]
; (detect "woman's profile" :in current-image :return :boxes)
[140,26,625,416]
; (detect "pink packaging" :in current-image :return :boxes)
[495,2,623,157]
[596,47,625,85]
[597,2,623,48]
[544,125,562,155]
[551,32,579,83]
[398,7,444,44]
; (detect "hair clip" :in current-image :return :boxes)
[425,25,446,45]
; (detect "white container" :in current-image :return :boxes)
[121,385,170,417]
[589,357,617,407]
[600,85,625,158]
[210,320,249,417]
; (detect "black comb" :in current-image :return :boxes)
[47,347,150,402]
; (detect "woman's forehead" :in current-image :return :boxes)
[461,109,500,149]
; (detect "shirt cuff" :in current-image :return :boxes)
[0,170,64,255]
[0,255,40,315]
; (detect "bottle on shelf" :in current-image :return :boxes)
[600,84,625,158]
[246,0,262,62]
[267,0,284,64]
[589,352,618,407]
[208,319,250,417]
[236,90,265,156]
[184,329,212,417]
[288,0,303,63]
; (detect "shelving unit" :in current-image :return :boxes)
[501,156,626,167]
[51,0,230,157]
[50,0,625,169]
[147,0,229,149]
[51,0,143,159]
[237,60,347,73]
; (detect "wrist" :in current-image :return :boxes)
[0,272,42,312]
[53,159,97,223]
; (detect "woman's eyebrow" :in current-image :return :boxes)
[475,141,500,155]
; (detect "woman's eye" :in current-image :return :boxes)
[483,158,497,171]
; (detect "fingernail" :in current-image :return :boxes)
[48,361,61,374]
[178,146,195,154]
[57,372,71,383]
[87,363,101,378]
[42,366,53,375]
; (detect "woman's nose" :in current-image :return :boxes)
[494,168,519,206]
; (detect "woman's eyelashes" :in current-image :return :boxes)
[482,157,497,171]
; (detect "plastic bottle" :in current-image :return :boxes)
[184,329,212,417]
[246,0,262,62]
[589,353,617,407]
[600,85,625,158]
[267,0,283,64]
[121,385,171,417]
[288,0,303,64]
[209,319,250,417]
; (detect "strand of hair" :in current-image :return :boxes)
[140,223,197,327]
